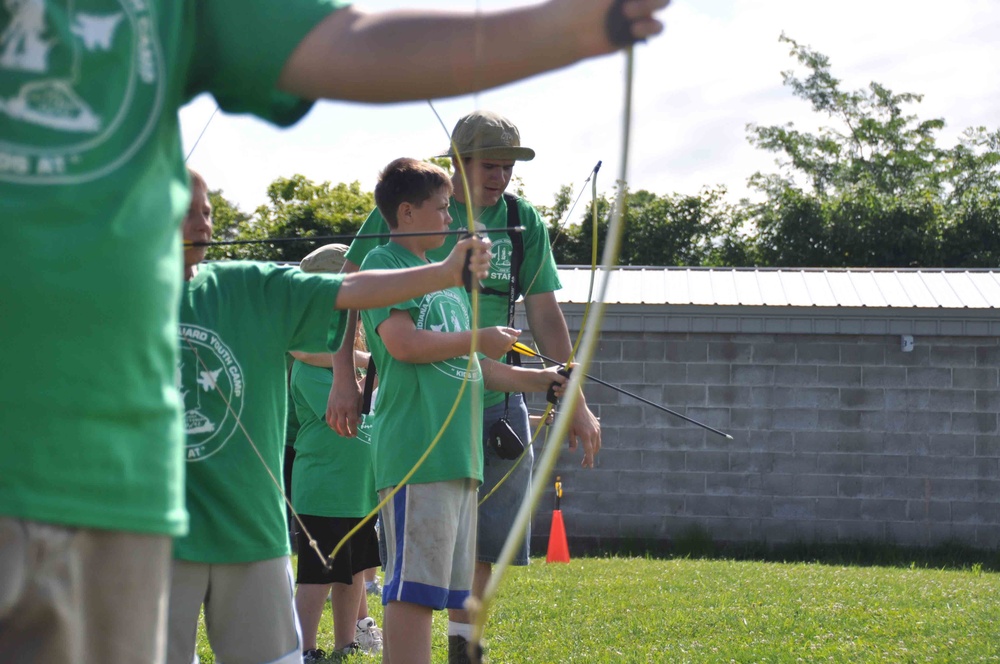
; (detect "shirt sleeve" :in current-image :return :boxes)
[516,199,562,296]
[186,0,349,126]
[358,248,418,337]
[264,266,347,353]
[346,208,391,267]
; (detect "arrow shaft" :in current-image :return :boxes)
[518,345,733,440]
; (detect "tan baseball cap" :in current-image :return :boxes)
[299,243,349,273]
[441,111,535,161]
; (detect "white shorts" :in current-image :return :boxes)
[380,479,477,610]
[0,518,171,664]
[167,556,301,664]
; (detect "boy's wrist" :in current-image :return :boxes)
[435,260,458,289]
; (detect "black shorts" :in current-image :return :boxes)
[295,514,382,585]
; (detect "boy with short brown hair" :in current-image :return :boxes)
[360,158,566,664]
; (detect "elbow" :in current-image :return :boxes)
[383,338,421,364]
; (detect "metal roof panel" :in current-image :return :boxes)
[920,272,964,308]
[895,272,938,307]
[965,272,1000,306]
[736,270,766,306]
[823,271,863,307]
[550,267,1000,309]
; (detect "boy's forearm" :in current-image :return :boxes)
[482,359,545,393]
[385,329,474,365]
[279,4,600,103]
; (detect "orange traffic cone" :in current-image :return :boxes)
[546,509,570,563]
[546,476,570,563]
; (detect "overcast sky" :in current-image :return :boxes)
[180,0,1000,217]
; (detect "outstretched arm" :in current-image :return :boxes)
[482,359,568,396]
[278,0,670,102]
[333,237,490,311]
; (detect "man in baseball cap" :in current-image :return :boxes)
[335,110,602,663]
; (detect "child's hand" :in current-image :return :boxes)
[444,236,491,288]
[536,365,569,397]
[479,326,520,358]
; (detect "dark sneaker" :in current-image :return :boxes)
[302,648,326,663]
[330,642,360,660]
[448,635,484,664]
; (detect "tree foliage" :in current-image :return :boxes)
[545,186,745,267]
[742,34,1000,267]
[205,176,374,262]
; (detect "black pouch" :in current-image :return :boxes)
[488,417,524,460]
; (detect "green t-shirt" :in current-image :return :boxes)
[174,262,346,564]
[360,243,484,490]
[346,195,562,407]
[290,360,377,517]
[0,0,345,536]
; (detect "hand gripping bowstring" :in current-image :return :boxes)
[469,38,638,660]
[325,102,484,565]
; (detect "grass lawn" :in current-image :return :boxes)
[197,555,1000,663]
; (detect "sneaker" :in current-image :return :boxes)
[365,577,381,596]
[302,648,326,663]
[448,635,483,664]
[329,642,360,660]
[355,617,383,653]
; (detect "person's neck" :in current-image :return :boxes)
[390,236,426,262]
[450,185,483,216]
[184,263,199,281]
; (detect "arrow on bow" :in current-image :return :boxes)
[511,342,733,439]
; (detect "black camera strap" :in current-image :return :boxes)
[498,194,523,420]
[361,355,376,415]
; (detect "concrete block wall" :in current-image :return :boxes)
[524,316,1000,552]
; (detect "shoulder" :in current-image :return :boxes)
[347,209,391,262]
[208,260,287,278]
[360,243,401,270]
[215,262,342,298]
[503,194,543,226]
[192,261,263,287]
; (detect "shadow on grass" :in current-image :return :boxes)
[542,526,1000,572]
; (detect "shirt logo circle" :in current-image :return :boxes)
[0,0,165,184]
[178,324,246,462]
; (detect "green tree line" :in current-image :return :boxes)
[208,36,999,268]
